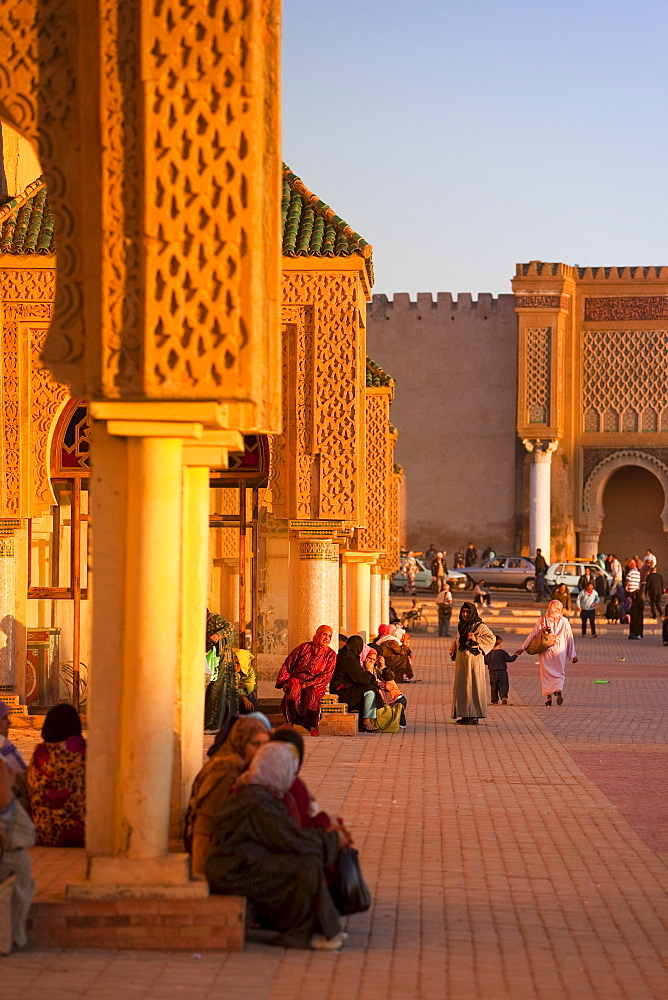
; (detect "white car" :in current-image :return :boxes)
[545,560,612,597]
[390,557,467,593]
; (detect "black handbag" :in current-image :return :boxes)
[329,848,371,915]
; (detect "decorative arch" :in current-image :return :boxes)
[582,450,668,531]
[50,398,90,477]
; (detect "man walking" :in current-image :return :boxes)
[435,583,453,636]
[576,583,598,637]
[534,548,549,601]
[646,567,664,618]
[465,543,478,567]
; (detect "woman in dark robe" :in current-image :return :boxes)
[450,601,496,725]
[206,742,350,950]
[330,636,381,733]
[629,590,644,640]
[275,625,336,735]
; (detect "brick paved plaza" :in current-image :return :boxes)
[5,625,668,1000]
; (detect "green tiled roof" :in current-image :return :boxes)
[366,357,394,388]
[0,178,55,255]
[282,165,373,283]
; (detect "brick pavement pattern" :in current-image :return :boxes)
[5,630,668,1000]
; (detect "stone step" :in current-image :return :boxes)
[27,894,245,951]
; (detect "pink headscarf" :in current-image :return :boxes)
[546,600,563,619]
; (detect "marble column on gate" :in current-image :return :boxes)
[522,439,558,563]
[288,537,338,651]
[0,534,15,691]
[369,564,382,637]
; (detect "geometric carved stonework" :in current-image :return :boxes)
[0,0,282,430]
[0,265,68,517]
[582,330,668,433]
[526,327,551,424]
[582,447,668,490]
[357,389,392,554]
[584,296,668,321]
[515,295,562,309]
[273,270,365,525]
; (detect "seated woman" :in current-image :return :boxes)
[0,758,35,952]
[269,728,332,829]
[376,626,414,683]
[330,636,381,733]
[206,742,350,950]
[185,715,270,877]
[27,704,85,847]
[605,594,621,622]
[234,649,259,714]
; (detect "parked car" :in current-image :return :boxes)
[390,557,467,593]
[545,560,612,597]
[463,556,536,592]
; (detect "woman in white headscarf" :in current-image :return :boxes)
[375,625,414,683]
[206,742,351,950]
[514,600,578,706]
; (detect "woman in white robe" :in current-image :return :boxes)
[515,600,578,706]
[450,602,496,725]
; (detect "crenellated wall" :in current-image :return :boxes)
[367,292,519,556]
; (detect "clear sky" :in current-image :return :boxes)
[282,0,668,297]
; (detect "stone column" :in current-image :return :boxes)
[381,574,391,627]
[577,530,601,560]
[172,462,210,843]
[288,538,338,650]
[343,552,379,639]
[523,439,558,562]
[0,535,16,691]
[369,564,382,637]
[85,421,201,889]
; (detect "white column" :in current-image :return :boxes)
[369,565,382,637]
[0,536,15,690]
[523,439,558,562]
[329,552,340,643]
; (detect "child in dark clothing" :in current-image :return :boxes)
[484,634,517,705]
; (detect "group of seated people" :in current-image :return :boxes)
[0,701,86,950]
[331,628,411,732]
[188,714,355,950]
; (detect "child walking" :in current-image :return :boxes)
[484,634,517,705]
[380,667,407,728]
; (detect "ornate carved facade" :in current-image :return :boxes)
[514,261,668,561]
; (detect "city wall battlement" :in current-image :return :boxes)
[369,292,516,316]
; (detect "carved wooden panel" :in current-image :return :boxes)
[582,329,668,433]
[526,327,551,424]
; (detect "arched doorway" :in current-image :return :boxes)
[599,466,668,569]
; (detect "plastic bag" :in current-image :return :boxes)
[329,848,371,915]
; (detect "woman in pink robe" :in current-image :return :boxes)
[275,625,336,735]
[515,600,578,706]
